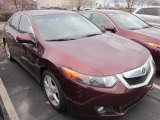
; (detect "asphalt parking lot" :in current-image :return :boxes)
[0,56,160,120]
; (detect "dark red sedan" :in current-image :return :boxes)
[3,10,155,119]
[81,10,160,71]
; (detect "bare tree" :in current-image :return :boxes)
[69,0,80,10]
[7,0,37,11]
[113,0,118,6]
[125,0,150,12]
[103,0,107,9]
[113,0,120,9]
[13,0,20,11]
[69,0,94,10]
[77,0,82,10]
[8,0,23,11]
[125,0,136,12]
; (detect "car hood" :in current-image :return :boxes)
[133,27,160,40]
[45,32,150,76]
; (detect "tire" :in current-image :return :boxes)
[42,70,66,112]
[4,41,14,61]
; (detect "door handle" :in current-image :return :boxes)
[6,30,9,33]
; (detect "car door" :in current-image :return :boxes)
[4,14,21,58]
[18,15,41,77]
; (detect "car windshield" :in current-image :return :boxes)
[110,13,149,30]
[34,13,102,41]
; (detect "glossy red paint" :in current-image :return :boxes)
[3,10,155,119]
[64,78,154,119]
[81,10,160,71]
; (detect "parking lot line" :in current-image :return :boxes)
[153,83,160,90]
[0,78,19,120]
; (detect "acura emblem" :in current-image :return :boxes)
[142,68,146,75]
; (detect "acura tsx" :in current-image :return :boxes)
[3,10,155,119]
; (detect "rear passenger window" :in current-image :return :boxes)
[157,8,160,16]
[137,8,159,16]
[136,8,145,14]
[9,15,21,31]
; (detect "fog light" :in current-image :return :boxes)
[95,106,114,114]
[97,106,105,114]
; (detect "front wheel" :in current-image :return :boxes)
[43,70,66,112]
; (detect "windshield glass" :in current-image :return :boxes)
[110,13,149,30]
[34,14,102,41]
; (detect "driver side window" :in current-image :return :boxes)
[92,13,113,27]
[19,15,34,37]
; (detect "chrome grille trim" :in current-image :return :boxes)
[116,56,155,89]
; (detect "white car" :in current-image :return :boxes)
[133,6,160,28]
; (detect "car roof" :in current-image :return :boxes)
[16,10,75,16]
[82,9,127,15]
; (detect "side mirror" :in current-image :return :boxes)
[102,25,117,33]
[16,33,33,44]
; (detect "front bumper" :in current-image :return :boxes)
[64,78,154,119]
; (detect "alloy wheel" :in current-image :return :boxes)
[44,75,60,107]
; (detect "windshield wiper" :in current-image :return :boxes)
[83,33,101,37]
[129,25,151,30]
[46,34,101,41]
[129,26,150,30]
[142,26,150,29]
[129,28,139,30]
[46,38,76,41]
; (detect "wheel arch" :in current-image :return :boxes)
[39,59,65,86]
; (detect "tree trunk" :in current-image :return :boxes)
[14,0,19,11]
[77,0,81,10]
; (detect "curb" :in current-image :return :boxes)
[0,78,19,120]
[0,96,8,120]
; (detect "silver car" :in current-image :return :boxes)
[133,6,160,28]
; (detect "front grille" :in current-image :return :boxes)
[124,65,151,86]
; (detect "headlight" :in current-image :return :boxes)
[62,68,118,88]
[148,42,160,49]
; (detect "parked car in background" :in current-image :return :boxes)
[80,10,160,71]
[133,6,160,28]
[3,10,155,119]
[40,7,67,10]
